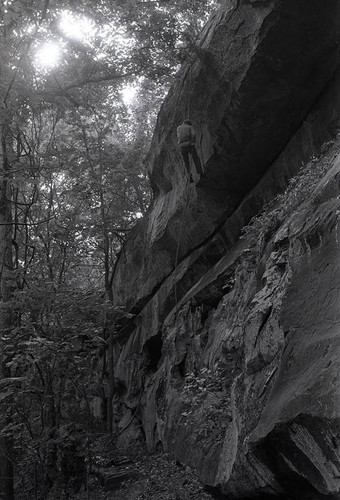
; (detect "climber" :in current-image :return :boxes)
[176,119,204,182]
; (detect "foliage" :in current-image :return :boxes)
[180,364,231,443]
[0,285,104,497]
[241,140,337,251]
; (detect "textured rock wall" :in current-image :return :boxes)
[110,1,340,498]
[113,0,340,316]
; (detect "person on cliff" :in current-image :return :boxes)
[177,119,205,182]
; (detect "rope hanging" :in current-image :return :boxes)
[172,61,194,318]
[173,184,190,319]
[185,64,193,119]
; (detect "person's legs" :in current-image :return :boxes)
[191,146,203,176]
[180,147,191,175]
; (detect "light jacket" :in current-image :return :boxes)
[177,123,196,148]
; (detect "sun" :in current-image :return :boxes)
[34,11,96,70]
[35,41,61,69]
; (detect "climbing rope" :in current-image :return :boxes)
[170,52,201,320]
[173,181,191,319]
[185,64,193,119]
[172,59,197,318]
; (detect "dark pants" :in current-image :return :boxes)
[180,145,203,176]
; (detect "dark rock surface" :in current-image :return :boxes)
[109,1,340,498]
[113,0,340,316]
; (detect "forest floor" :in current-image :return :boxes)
[76,436,216,500]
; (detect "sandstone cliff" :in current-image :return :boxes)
[110,1,340,498]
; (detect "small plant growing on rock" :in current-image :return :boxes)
[242,140,338,250]
[180,365,232,443]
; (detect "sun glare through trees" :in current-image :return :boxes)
[35,40,62,68]
[34,11,97,69]
[59,10,97,42]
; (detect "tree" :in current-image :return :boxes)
[0,105,15,500]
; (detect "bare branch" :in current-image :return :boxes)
[0,216,56,226]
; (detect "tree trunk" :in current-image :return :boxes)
[42,372,58,497]
[0,109,15,500]
[106,327,114,434]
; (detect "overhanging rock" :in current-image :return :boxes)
[112,0,340,317]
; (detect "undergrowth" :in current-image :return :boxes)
[241,138,340,249]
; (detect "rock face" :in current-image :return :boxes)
[110,1,340,498]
